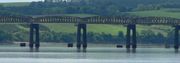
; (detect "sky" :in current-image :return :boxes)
[0,0,42,2]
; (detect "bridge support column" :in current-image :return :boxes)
[29,24,40,52]
[126,25,131,52]
[132,25,137,53]
[174,25,180,53]
[29,24,34,51]
[126,24,136,53]
[77,24,81,51]
[35,24,40,51]
[82,24,87,52]
[77,24,87,52]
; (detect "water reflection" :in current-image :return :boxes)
[175,49,179,53]
[126,48,136,53]
[0,48,179,63]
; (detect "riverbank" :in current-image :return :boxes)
[0,42,169,48]
[0,42,176,53]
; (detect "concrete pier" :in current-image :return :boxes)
[29,24,40,52]
[174,25,179,53]
[77,24,87,52]
[126,24,136,53]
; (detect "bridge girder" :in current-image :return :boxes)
[0,16,179,25]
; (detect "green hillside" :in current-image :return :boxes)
[64,14,98,18]
[0,2,30,7]
[41,23,172,36]
[0,24,27,32]
[128,8,180,19]
[0,23,171,36]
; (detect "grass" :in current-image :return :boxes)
[42,23,172,36]
[42,23,126,35]
[0,24,26,33]
[0,2,30,7]
[127,8,180,19]
[64,14,98,18]
[42,23,76,33]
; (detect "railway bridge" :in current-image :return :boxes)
[0,16,180,52]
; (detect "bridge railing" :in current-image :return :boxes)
[0,16,180,25]
[34,16,80,23]
[136,17,179,25]
[0,16,31,23]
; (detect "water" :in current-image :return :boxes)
[0,48,179,63]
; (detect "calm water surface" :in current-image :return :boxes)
[0,48,179,63]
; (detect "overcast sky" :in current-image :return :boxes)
[0,0,42,2]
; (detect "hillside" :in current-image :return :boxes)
[43,23,172,36]
[0,2,30,7]
[128,8,180,19]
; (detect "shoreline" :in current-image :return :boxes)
[0,42,172,48]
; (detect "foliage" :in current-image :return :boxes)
[0,31,12,42]
[2,0,180,16]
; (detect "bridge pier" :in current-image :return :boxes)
[174,25,180,53]
[126,24,136,53]
[29,24,40,52]
[77,24,87,52]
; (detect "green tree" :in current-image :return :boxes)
[0,31,13,43]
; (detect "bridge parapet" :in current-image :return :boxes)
[136,17,179,25]
[0,16,180,25]
[0,16,31,23]
[34,16,80,23]
[84,16,133,24]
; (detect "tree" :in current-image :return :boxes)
[0,31,13,43]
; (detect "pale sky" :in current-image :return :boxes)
[0,0,42,2]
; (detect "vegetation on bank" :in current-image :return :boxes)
[0,24,174,45]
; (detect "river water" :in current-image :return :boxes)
[0,48,179,63]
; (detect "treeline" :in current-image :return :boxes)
[1,0,180,16]
[0,30,176,44]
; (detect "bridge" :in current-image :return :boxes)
[0,16,180,52]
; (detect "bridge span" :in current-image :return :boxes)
[0,16,180,52]
[0,16,180,24]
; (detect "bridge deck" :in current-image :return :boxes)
[0,16,179,25]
